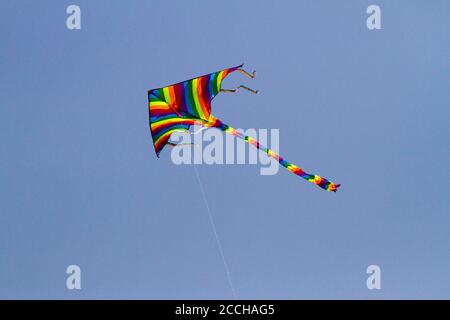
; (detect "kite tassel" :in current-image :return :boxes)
[220,85,258,94]
[220,88,237,93]
[220,66,258,94]
[238,68,257,79]
[237,85,258,94]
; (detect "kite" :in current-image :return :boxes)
[148,64,340,192]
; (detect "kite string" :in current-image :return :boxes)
[193,165,237,300]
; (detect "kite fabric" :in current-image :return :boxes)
[148,64,340,192]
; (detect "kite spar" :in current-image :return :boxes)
[148,64,340,192]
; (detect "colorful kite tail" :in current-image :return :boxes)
[207,118,340,192]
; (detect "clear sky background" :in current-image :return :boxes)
[1,0,449,299]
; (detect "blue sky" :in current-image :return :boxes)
[0,0,449,299]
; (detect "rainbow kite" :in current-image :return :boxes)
[148,64,340,192]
